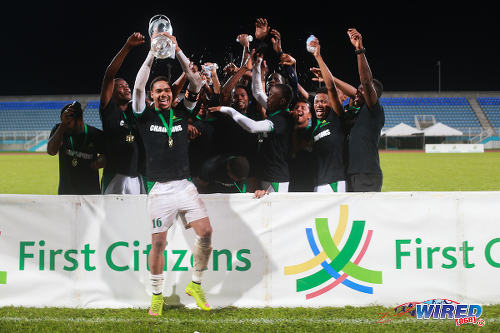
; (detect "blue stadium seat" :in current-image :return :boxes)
[477,98,500,129]
[380,97,482,134]
[0,100,102,131]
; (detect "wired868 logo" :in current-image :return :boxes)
[378,299,485,327]
[284,205,382,299]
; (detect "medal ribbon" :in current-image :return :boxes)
[155,108,173,140]
[69,123,87,157]
[122,111,133,136]
[233,179,247,194]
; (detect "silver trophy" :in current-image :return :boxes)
[148,14,176,59]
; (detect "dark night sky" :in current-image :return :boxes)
[1,3,498,96]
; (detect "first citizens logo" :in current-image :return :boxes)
[284,205,382,299]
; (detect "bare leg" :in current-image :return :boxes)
[189,217,212,283]
[149,231,168,275]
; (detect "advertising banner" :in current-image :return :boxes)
[0,193,499,308]
[425,144,484,153]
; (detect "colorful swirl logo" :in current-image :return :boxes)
[284,205,382,299]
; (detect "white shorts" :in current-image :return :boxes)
[261,181,289,193]
[147,179,208,234]
[103,174,146,194]
[314,180,346,193]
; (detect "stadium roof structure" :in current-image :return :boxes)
[382,122,423,137]
[423,122,464,136]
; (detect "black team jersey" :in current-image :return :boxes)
[135,103,192,183]
[259,110,293,183]
[189,115,219,178]
[199,154,245,194]
[288,125,315,192]
[346,101,385,175]
[49,123,105,195]
[311,111,346,185]
[100,99,143,177]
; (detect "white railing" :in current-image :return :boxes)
[24,132,50,150]
[0,131,51,151]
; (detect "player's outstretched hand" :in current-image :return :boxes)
[126,32,145,49]
[208,106,221,113]
[254,190,269,199]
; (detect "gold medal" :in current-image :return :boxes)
[125,134,135,143]
[168,137,174,148]
[72,157,78,167]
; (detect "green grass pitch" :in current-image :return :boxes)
[0,305,499,332]
[1,151,499,332]
[1,151,500,194]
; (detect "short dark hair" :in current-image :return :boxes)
[231,84,249,97]
[274,83,293,109]
[149,76,170,92]
[227,156,250,180]
[315,86,329,95]
[293,97,311,110]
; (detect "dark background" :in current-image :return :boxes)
[1,3,498,96]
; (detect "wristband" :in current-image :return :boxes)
[185,90,199,102]
[355,48,366,55]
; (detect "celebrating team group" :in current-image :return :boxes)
[47,17,384,316]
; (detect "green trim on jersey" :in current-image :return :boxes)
[271,182,279,192]
[101,169,115,194]
[142,175,156,194]
[329,182,338,192]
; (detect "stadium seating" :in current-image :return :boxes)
[380,97,481,134]
[477,97,500,129]
[0,101,102,131]
[83,100,102,130]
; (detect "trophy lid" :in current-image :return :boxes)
[148,14,172,37]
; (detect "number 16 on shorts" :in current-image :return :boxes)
[152,218,162,231]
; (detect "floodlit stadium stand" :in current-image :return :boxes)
[380,97,481,133]
[0,92,499,151]
[477,97,500,128]
[0,100,102,131]
[83,100,102,130]
[0,101,73,131]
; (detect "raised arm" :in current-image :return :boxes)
[309,38,343,116]
[100,32,145,110]
[237,34,252,69]
[311,66,357,100]
[205,62,221,94]
[220,57,252,106]
[170,36,203,97]
[348,28,378,108]
[208,106,273,133]
[251,53,268,108]
[132,50,154,114]
[171,72,187,102]
[47,105,77,155]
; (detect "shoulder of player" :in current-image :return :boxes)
[84,124,105,138]
[364,100,384,114]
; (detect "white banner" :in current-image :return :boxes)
[0,193,499,308]
[425,144,484,153]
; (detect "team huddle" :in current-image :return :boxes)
[47,18,384,315]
